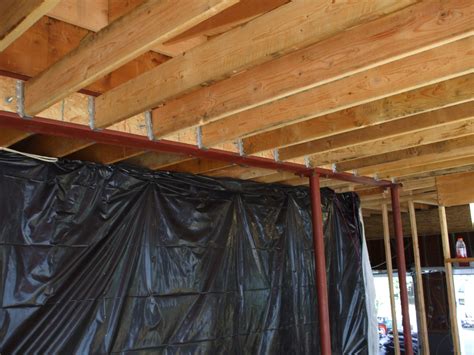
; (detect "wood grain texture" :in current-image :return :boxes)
[437,172,474,207]
[0,17,169,93]
[0,0,61,51]
[243,74,474,154]
[310,118,474,166]
[152,0,473,137]
[48,0,108,31]
[201,37,474,147]
[343,135,474,174]
[96,0,415,127]
[279,102,474,160]
[24,0,238,115]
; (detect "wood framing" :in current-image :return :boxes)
[95,0,415,128]
[437,171,474,207]
[24,0,238,115]
[0,0,61,52]
[152,0,473,138]
[201,37,474,147]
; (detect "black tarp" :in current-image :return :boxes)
[0,151,372,354]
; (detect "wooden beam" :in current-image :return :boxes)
[67,143,143,164]
[207,165,275,180]
[337,135,474,173]
[13,135,92,157]
[166,0,289,43]
[0,17,170,94]
[165,158,231,174]
[201,37,474,147]
[244,74,474,154]
[0,129,30,147]
[381,203,401,355]
[376,156,474,179]
[310,117,474,166]
[398,165,474,182]
[438,205,462,354]
[24,0,238,115]
[408,200,430,355]
[97,0,415,128]
[152,0,472,138]
[0,0,61,52]
[437,171,474,207]
[125,152,193,171]
[47,0,108,32]
[280,102,474,160]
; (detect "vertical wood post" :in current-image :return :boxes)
[390,184,414,355]
[382,203,400,354]
[309,173,331,355]
[408,200,429,354]
[438,205,461,354]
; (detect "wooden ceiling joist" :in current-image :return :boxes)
[280,102,474,161]
[310,117,474,166]
[24,0,238,116]
[0,129,31,147]
[243,74,474,154]
[94,0,415,128]
[345,136,474,174]
[0,0,61,52]
[152,0,473,139]
[68,144,144,165]
[200,36,474,147]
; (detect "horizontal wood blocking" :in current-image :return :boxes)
[96,0,415,128]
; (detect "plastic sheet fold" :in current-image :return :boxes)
[0,151,374,354]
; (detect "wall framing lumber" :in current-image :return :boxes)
[0,0,61,52]
[24,0,238,116]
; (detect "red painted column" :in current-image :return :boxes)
[390,184,414,355]
[309,173,331,355]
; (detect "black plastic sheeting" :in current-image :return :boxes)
[0,151,371,354]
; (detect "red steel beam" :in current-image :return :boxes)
[0,110,391,187]
[310,173,332,355]
[390,184,414,355]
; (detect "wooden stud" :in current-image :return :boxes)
[408,200,430,355]
[382,203,401,355]
[0,0,61,52]
[438,205,461,354]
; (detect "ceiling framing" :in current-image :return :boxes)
[0,0,473,214]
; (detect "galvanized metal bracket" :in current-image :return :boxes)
[145,111,155,141]
[273,148,280,162]
[16,80,31,119]
[236,139,245,156]
[88,96,96,130]
[196,126,205,149]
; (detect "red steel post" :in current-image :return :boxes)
[390,184,414,355]
[309,173,331,355]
